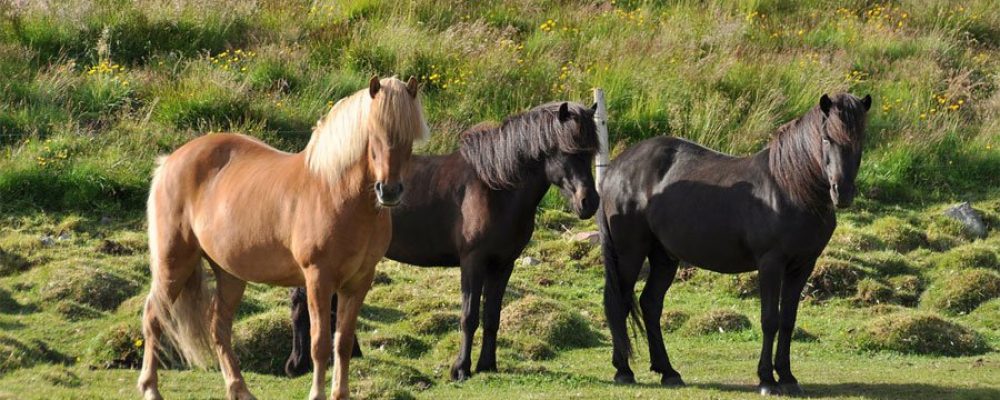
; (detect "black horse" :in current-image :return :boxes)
[600,93,870,395]
[286,101,600,380]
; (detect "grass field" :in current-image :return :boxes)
[1,0,999,399]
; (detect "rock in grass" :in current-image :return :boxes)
[868,216,927,253]
[367,333,429,359]
[499,295,601,349]
[351,356,432,400]
[921,268,1000,314]
[684,309,751,335]
[87,322,144,369]
[855,312,989,356]
[943,202,987,239]
[40,265,139,311]
[932,243,999,272]
[233,310,292,375]
[804,258,864,300]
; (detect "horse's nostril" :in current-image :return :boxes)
[375,181,384,193]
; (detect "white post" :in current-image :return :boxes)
[593,88,610,193]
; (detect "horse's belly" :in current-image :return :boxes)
[203,241,304,286]
[652,219,756,273]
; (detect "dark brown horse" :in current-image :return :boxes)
[286,101,600,380]
[600,93,870,395]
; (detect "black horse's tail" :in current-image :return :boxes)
[598,206,644,360]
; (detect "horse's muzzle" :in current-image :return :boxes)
[375,181,403,207]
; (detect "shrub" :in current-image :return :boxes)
[868,216,927,253]
[684,309,751,335]
[921,268,1000,314]
[499,295,601,349]
[40,265,140,311]
[854,312,989,356]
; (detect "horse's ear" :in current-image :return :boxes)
[819,94,832,114]
[591,102,598,111]
[558,102,571,122]
[862,94,872,111]
[406,76,420,98]
[369,75,380,98]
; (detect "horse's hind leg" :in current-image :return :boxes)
[208,263,254,400]
[604,217,650,384]
[641,242,682,386]
[774,260,814,396]
[138,230,203,400]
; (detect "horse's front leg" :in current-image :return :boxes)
[756,253,788,396]
[452,255,486,381]
[476,262,514,373]
[332,284,369,400]
[304,269,334,400]
[774,261,814,396]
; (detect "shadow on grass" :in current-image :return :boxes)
[693,382,1000,400]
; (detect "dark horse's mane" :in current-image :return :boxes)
[768,95,867,209]
[459,102,598,190]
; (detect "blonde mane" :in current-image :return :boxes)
[304,77,429,184]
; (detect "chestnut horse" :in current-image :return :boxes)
[601,94,870,395]
[285,102,600,380]
[137,76,428,400]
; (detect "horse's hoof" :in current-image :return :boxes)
[661,375,685,387]
[475,363,498,373]
[759,383,781,396]
[450,367,472,382]
[614,372,636,385]
[140,389,163,400]
[779,383,804,397]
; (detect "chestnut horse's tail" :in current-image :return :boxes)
[144,156,215,368]
[598,206,644,361]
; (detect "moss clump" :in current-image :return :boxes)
[410,312,460,336]
[868,216,927,253]
[536,209,578,231]
[367,333,429,359]
[233,310,292,375]
[933,243,999,272]
[853,251,913,276]
[855,312,989,356]
[1,334,62,375]
[87,322,144,369]
[725,272,758,298]
[964,299,1000,331]
[54,300,104,321]
[827,226,884,252]
[856,278,894,305]
[684,309,751,335]
[351,357,433,400]
[921,268,1000,314]
[888,275,923,306]
[804,258,864,299]
[0,247,31,276]
[499,295,601,349]
[40,265,139,311]
[660,309,690,333]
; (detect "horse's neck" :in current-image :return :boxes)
[755,147,834,216]
[491,159,551,215]
[301,153,374,205]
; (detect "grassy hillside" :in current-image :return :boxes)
[1,1,999,399]
[0,0,998,212]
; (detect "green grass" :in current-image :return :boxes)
[2,1,1000,399]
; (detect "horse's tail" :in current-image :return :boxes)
[144,156,215,368]
[598,205,644,361]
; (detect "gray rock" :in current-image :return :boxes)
[39,235,55,247]
[570,231,600,244]
[943,202,987,238]
[519,256,542,266]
